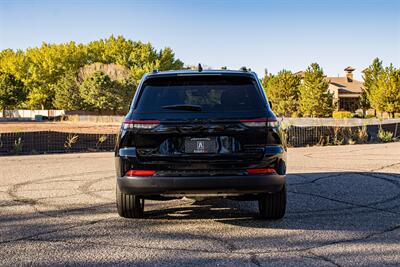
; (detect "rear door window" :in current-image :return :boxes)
[135,75,265,113]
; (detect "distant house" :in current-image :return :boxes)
[295,66,364,112]
[327,67,364,112]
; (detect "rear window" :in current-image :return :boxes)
[135,75,265,113]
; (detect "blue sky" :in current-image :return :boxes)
[0,0,399,79]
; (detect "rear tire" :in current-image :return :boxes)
[116,185,144,218]
[258,185,286,219]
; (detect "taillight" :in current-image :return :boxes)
[126,170,156,176]
[247,168,276,174]
[123,120,160,130]
[240,118,278,127]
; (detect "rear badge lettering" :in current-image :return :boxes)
[196,141,205,152]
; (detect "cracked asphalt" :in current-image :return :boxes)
[0,143,400,266]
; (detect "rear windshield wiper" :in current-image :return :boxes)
[162,104,202,112]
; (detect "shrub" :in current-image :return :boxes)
[354,110,364,118]
[13,137,23,155]
[333,111,353,119]
[96,135,108,150]
[332,127,344,145]
[378,126,393,143]
[64,134,79,151]
[342,128,358,145]
[365,114,375,119]
[291,112,301,118]
[357,125,368,144]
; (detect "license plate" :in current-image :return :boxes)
[184,137,217,153]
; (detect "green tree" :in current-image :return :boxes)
[0,49,28,82]
[79,71,134,113]
[114,78,136,112]
[263,70,300,116]
[87,36,183,85]
[0,72,26,117]
[86,35,133,66]
[261,70,272,91]
[158,47,184,71]
[54,72,83,110]
[361,58,383,116]
[23,42,88,109]
[0,35,183,110]
[359,91,370,117]
[369,65,400,117]
[25,86,53,110]
[298,63,333,117]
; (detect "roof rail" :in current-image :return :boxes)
[240,66,248,72]
[198,63,203,72]
[152,69,159,73]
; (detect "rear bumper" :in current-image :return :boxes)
[117,174,285,195]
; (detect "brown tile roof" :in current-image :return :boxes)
[295,69,364,94]
[327,77,364,94]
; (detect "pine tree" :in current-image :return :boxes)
[361,58,383,116]
[298,63,333,117]
[263,70,300,116]
[369,64,400,117]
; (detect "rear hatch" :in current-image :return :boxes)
[123,74,276,173]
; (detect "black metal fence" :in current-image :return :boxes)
[0,122,398,155]
[0,131,116,155]
[286,123,399,147]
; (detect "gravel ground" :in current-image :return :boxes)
[0,143,399,266]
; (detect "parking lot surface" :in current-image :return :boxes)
[1,143,400,266]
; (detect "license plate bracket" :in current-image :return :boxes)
[184,137,217,153]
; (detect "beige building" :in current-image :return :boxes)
[327,67,364,112]
[295,66,364,112]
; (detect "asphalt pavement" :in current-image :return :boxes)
[0,143,399,266]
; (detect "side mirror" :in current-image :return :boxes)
[268,101,273,109]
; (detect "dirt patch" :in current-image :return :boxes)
[0,121,120,134]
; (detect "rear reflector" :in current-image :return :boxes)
[123,120,160,130]
[240,118,278,127]
[247,168,276,174]
[126,170,156,176]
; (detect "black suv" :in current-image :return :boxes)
[115,69,287,219]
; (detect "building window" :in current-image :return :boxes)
[339,98,359,112]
